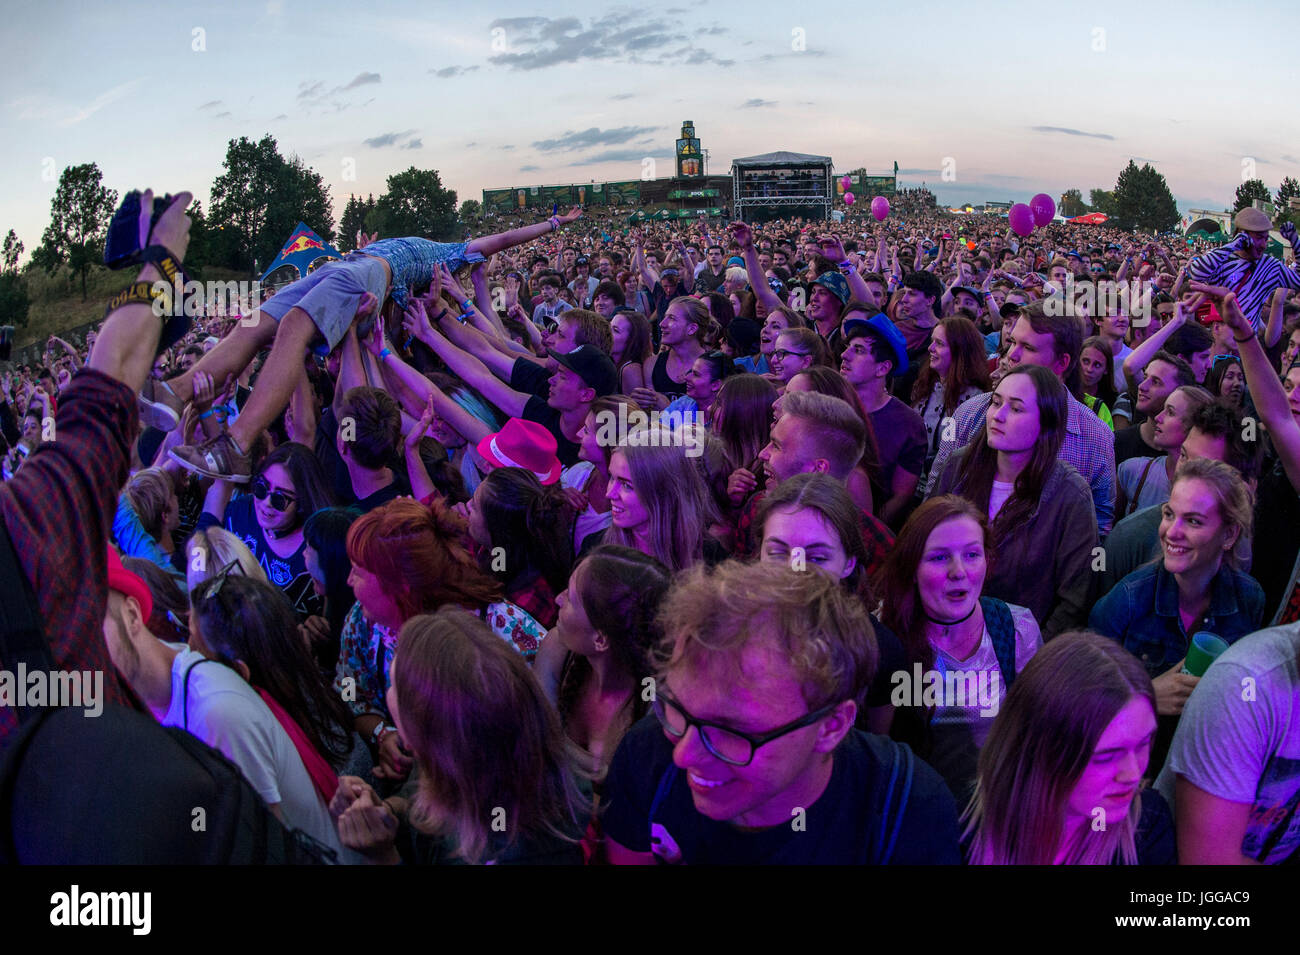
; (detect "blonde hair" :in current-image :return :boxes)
[125,468,174,543]
[184,526,267,595]
[1169,457,1254,570]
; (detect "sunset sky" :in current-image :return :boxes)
[3,0,1296,258]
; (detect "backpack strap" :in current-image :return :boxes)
[980,596,1018,692]
[876,740,915,865]
[1127,457,1158,518]
[0,518,56,725]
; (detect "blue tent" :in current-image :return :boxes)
[259,223,343,284]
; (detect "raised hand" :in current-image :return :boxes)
[728,221,754,249]
[363,315,388,358]
[402,299,436,343]
[558,205,583,225]
[405,396,436,454]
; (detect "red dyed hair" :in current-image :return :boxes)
[346,498,502,622]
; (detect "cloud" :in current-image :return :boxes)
[198,100,223,110]
[1283,154,1298,164]
[757,49,826,61]
[54,78,146,127]
[533,126,658,152]
[273,113,288,120]
[611,92,635,100]
[574,149,666,166]
[465,141,478,148]
[214,111,232,119]
[501,144,515,150]
[340,72,381,90]
[363,129,418,148]
[430,65,480,78]
[897,168,939,176]
[297,80,325,100]
[520,164,541,172]
[486,13,732,71]
[401,138,423,150]
[1029,126,1115,141]
[1131,156,1159,163]
[740,98,776,108]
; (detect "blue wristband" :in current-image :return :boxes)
[461,298,473,312]
[379,348,393,361]
[199,409,215,420]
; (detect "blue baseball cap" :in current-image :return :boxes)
[844,311,908,376]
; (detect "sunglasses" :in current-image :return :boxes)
[252,477,297,512]
[191,558,245,606]
[1211,354,1241,368]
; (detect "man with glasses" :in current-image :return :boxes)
[602,560,960,865]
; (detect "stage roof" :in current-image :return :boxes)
[732,151,832,166]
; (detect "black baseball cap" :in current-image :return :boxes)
[548,344,618,397]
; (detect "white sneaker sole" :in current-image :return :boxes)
[168,446,251,484]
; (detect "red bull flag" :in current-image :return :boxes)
[260,223,343,283]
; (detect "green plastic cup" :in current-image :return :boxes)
[1182,632,1230,677]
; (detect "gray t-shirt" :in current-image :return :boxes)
[163,645,350,861]
[1155,623,1300,863]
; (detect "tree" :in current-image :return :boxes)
[1110,161,1179,233]
[1089,188,1116,218]
[458,199,482,224]
[2,230,22,273]
[0,229,29,328]
[39,162,117,299]
[372,168,458,241]
[1059,189,1087,218]
[209,135,333,272]
[1233,178,1271,214]
[338,194,377,253]
[1276,177,1300,230]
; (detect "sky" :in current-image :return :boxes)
[3,0,1298,261]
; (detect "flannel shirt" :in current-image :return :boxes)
[0,369,137,748]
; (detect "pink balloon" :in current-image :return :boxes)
[1008,202,1035,237]
[841,175,852,190]
[1030,193,1056,227]
[844,192,855,205]
[870,196,890,221]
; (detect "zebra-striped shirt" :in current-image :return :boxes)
[1187,233,1300,330]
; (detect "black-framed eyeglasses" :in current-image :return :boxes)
[652,690,840,767]
[252,477,297,512]
[771,349,811,363]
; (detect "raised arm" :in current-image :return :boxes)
[1122,296,1196,389]
[406,299,529,419]
[730,222,782,311]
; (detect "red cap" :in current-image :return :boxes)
[106,546,153,621]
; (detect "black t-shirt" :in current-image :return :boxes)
[354,474,411,513]
[316,407,356,504]
[1114,423,1160,467]
[523,395,582,466]
[694,268,726,294]
[1251,462,1300,618]
[601,717,961,864]
[511,357,551,399]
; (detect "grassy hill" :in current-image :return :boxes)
[17,263,257,350]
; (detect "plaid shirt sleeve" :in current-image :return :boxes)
[859,512,896,580]
[0,369,137,746]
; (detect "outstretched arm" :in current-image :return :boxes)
[406,299,529,419]
[730,222,781,311]
[467,206,582,259]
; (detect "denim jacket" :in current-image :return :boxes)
[1088,561,1265,678]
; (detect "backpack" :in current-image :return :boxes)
[0,522,332,864]
[0,704,335,864]
[979,596,1019,691]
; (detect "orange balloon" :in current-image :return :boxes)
[967,240,976,251]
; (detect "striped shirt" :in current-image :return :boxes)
[925,390,1116,536]
[1187,233,1300,329]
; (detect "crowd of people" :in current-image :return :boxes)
[2,187,1299,866]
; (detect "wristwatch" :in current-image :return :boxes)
[370,722,396,747]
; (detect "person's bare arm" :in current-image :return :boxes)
[1217,290,1300,490]
[1174,777,1259,865]
[1263,287,1287,350]
[730,222,781,311]
[407,300,529,419]
[1122,297,1196,389]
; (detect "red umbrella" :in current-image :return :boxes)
[1068,212,1109,225]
